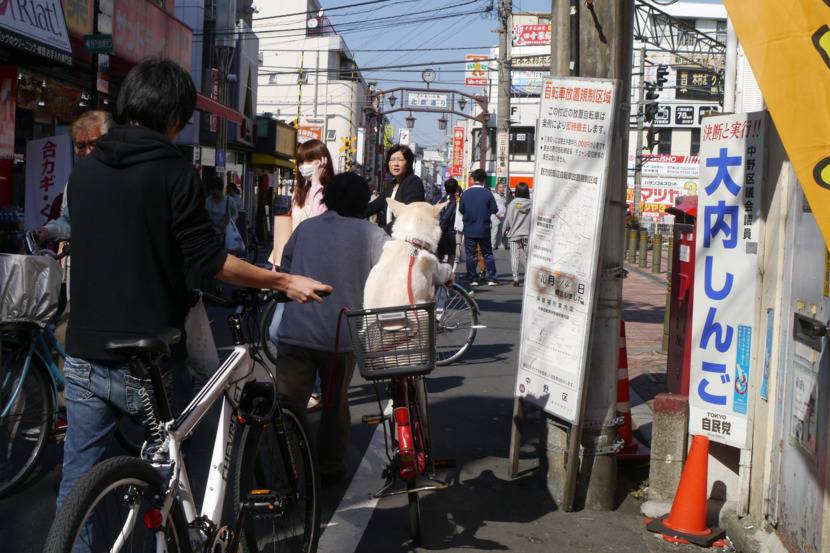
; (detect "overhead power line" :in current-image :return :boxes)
[251,0,405,21]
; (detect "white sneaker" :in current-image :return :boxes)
[487,280,499,286]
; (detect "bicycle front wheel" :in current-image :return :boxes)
[0,345,52,497]
[232,402,321,553]
[435,283,479,366]
[44,456,190,553]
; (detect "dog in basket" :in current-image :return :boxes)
[360,200,454,368]
[364,198,453,309]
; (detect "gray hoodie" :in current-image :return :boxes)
[504,197,533,240]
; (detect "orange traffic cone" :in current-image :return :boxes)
[646,435,726,546]
[617,321,649,461]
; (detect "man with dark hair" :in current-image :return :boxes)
[276,172,388,484]
[460,168,499,286]
[57,58,331,513]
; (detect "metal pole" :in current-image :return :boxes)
[569,0,580,75]
[632,44,646,221]
[653,233,663,273]
[497,0,512,188]
[638,230,648,268]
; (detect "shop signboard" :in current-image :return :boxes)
[113,0,192,69]
[24,134,72,231]
[209,69,219,133]
[404,91,449,110]
[674,105,696,126]
[511,70,546,96]
[514,77,618,423]
[0,0,72,65]
[62,0,93,37]
[626,176,697,220]
[297,125,322,144]
[450,126,464,178]
[675,67,721,102]
[398,128,410,146]
[496,131,508,179]
[512,24,551,46]
[688,111,766,448]
[0,65,16,204]
[653,105,671,126]
[513,54,551,69]
[83,33,113,53]
[464,54,489,87]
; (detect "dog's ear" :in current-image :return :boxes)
[432,201,449,219]
[387,197,404,217]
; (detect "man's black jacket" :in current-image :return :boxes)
[66,125,227,361]
[366,173,425,231]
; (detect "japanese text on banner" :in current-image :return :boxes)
[689,112,766,449]
[24,135,73,231]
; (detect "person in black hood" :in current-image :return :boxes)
[57,58,332,514]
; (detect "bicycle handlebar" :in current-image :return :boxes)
[197,288,290,310]
[25,231,70,260]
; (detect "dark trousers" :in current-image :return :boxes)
[275,344,356,475]
[464,236,497,281]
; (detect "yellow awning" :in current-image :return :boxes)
[252,153,294,169]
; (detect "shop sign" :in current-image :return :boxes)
[0,65,16,204]
[496,131,508,178]
[675,67,721,102]
[514,76,618,423]
[689,111,766,449]
[450,126,464,177]
[404,91,449,110]
[513,54,550,69]
[83,33,113,53]
[62,0,93,37]
[113,0,192,70]
[464,54,489,87]
[0,0,72,65]
[275,123,296,157]
[209,68,219,133]
[512,24,551,46]
[24,134,72,231]
[511,70,546,96]
[653,105,671,126]
[297,125,322,143]
[674,105,696,126]
[398,128,410,146]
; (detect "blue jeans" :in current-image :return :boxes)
[57,356,183,512]
[465,236,497,281]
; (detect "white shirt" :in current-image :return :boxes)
[386,184,400,223]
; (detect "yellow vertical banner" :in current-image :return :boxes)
[723,1,830,248]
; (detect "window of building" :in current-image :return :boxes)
[509,127,535,161]
[472,128,496,162]
[658,129,672,155]
[715,20,727,44]
[690,128,701,156]
[268,73,278,84]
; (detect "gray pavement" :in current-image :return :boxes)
[0,248,705,553]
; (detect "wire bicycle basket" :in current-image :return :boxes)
[345,303,436,380]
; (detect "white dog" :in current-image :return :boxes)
[364,199,453,309]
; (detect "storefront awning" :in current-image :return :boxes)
[0,0,72,65]
[252,153,294,169]
[196,93,243,125]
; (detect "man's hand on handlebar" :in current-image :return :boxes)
[283,274,332,304]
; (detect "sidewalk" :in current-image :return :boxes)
[622,262,671,446]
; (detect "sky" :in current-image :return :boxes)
[319,0,553,149]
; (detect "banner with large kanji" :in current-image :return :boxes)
[25,135,73,231]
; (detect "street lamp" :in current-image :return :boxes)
[405,111,415,129]
[437,114,448,130]
[388,93,398,108]
[458,97,467,111]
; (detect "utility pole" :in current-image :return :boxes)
[496,0,512,189]
[632,44,647,220]
[547,0,634,511]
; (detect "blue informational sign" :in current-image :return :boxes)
[733,325,752,415]
[760,308,774,401]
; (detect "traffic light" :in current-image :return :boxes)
[656,64,669,91]
[646,128,658,151]
[645,81,659,101]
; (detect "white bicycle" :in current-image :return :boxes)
[44,288,321,553]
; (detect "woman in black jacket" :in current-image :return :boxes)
[366,144,425,232]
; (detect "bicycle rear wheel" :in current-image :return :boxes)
[232,401,321,553]
[434,283,479,365]
[0,345,52,497]
[43,456,190,553]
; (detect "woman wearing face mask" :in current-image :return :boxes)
[268,139,334,412]
[366,144,425,233]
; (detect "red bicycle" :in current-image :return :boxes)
[345,303,453,544]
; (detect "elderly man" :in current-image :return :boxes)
[36,110,114,242]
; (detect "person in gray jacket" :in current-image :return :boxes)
[503,182,533,286]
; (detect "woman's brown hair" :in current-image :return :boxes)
[294,139,335,208]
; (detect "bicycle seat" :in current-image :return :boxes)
[104,328,182,358]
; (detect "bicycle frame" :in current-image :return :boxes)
[0,326,64,419]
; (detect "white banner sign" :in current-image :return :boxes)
[496,131,509,179]
[514,77,618,423]
[689,112,766,448]
[404,92,449,110]
[25,134,73,231]
[398,128,410,146]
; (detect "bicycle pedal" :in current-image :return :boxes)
[471,325,487,329]
[362,414,387,426]
[244,490,285,517]
[432,458,456,469]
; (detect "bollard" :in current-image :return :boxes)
[652,234,663,273]
[626,229,638,262]
[638,231,649,268]
[666,236,674,274]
